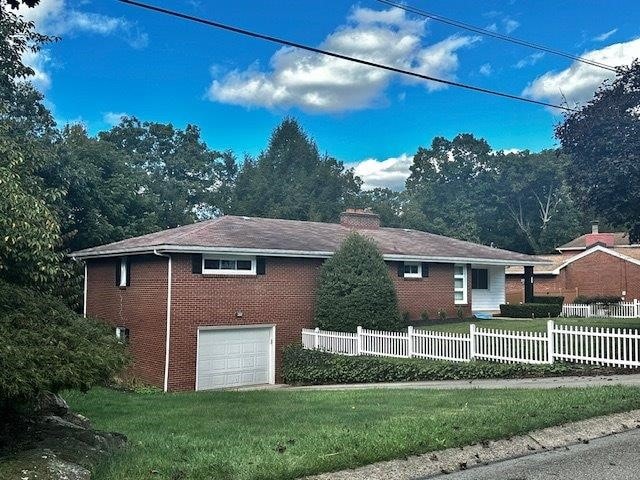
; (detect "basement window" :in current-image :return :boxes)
[115,326,130,344]
[202,255,256,275]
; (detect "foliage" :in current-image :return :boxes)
[499,303,562,318]
[99,117,236,229]
[282,344,611,385]
[531,296,565,305]
[574,295,622,305]
[556,61,640,241]
[231,118,361,222]
[315,232,401,332]
[0,279,128,408]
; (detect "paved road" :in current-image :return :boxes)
[432,429,640,480]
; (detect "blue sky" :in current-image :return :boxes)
[16,0,640,189]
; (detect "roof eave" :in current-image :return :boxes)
[70,244,547,266]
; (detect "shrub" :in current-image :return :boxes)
[420,310,429,322]
[0,279,128,410]
[532,296,564,305]
[573,295,622,305]
[499,303,562,318]
[315,232,401,332]
[282,344,609,385]
[456,306,464,320]
[437,309,447,321]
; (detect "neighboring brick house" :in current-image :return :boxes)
[72,209,541,392]
[506,222,640,304]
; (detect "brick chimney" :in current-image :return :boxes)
[339,208,380,230]
[585,220,614,248]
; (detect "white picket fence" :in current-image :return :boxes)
[302,321,640,368]
[562,300,640,318]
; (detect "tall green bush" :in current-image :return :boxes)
[315,232,401,332]
[0,280,128,410]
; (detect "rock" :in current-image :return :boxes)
[35,392,69,417]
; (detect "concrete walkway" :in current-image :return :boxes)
[285,373,640,391]
[305,409,640,480]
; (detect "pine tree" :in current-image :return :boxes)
[315,232,401,332]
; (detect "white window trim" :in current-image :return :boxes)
[119,258,127,287]
[404,261,422,278]
[202,254,257,275]
[454,264,467,304]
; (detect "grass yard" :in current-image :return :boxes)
[420,317,640,334]
[66,386,640,480]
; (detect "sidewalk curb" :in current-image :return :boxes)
[304,409,640,480]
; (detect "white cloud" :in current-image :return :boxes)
[350,153,413,191]
[593,28,618,42]
[208,7,478,113]
[21,50,53,90]
[514,52,545,69]
[479,63,492,76]
[103,111,129,126]
[486,17,519,34]
[523,38,640,106]
[16,0,148,48]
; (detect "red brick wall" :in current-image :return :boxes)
[86,255,168,388]
[505,251,640,303]
[87,254,470,391]
[392,262,472,321]
[168,254,321,391]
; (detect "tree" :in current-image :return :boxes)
[357,188,404,227]
[488,150,585,253]
[404,134,492,242]
[0,9,64,289]
[315,232,401,332]
[232,118,361,222]
[99,117,236,228]
[43,125,161,252]
[556,61,640,241]
[0,279,127,410]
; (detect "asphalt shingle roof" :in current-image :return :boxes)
[557,232,630,250]
[72,215,543,264]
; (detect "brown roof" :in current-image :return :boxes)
[72,215,544,265]
[557,232,631,250]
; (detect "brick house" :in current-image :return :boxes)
[72,210,541,391]
[506,222,640,304]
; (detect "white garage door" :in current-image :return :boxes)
[196,326,273,390]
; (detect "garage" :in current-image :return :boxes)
[196,325,275,390]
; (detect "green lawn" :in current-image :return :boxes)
[419,317,640,334]
[65,386,640,480]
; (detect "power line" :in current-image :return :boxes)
[377,0,617,72]
[118,0,576,112]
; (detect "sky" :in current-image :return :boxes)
[14,0,640,190]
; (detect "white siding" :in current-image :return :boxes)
[471,265,505,312]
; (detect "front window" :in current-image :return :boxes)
[403,262,421,278]
[202,255,256,275]
[454,264,467,304]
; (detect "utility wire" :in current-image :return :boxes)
[118,0,576,112]
[377,0,617,72]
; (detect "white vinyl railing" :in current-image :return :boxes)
[562,300,640,318]
[302,321,640,368]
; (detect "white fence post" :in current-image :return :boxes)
[314,327,319,349]
[635,299,639,318]
[469,324,476,361]
[356,326,362,355]
[547,320,555,364]
[407,326,414,358]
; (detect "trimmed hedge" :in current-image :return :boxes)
[574,295,622,305]
[499,303,562,318]
[282,344,611,385]
[532,296,564,305]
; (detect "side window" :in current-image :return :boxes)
[116,257,130,287]
[454,264,467,304]
[472,268,489,289]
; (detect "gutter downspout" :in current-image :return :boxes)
[154,249,172,392]
[83,262,88,318]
